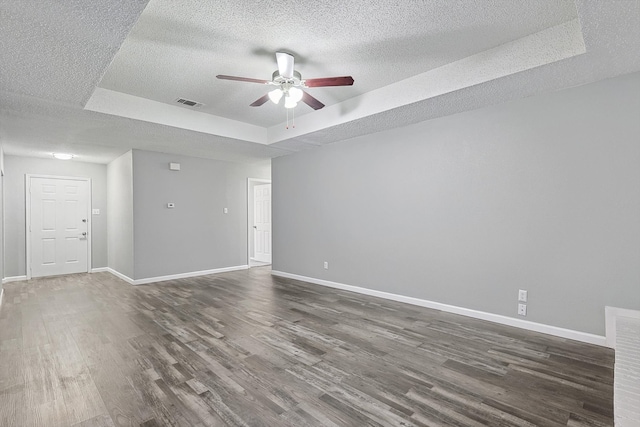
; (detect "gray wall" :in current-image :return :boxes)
[107,151,134,279]
[3,155,108,277]
[132,150,269,280]
[0,147,4,285]
[273,71,640,336]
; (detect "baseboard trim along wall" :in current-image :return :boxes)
[91,267,109,273]
[105,268,135,284]
[271,270,607,347]
[106,265,249,286]
[0,288,4,312]
[2,275,27,284]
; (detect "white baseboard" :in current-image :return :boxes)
[90,267,109,273]
[2,275,27,284]
[605,306,640,349]
[272,270,607,347]
[0,288,4,312]
[106,265,249,286]
[105,268,135,285]
[133,265,249,285]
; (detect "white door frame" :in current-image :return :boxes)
[247,178,271,266]
[25,174,92,280]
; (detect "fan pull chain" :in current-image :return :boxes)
[285,108,296,129]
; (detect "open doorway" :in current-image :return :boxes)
[247,178,271,267]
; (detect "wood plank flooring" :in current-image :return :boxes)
[0,268,614,426]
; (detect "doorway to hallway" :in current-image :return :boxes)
[247,178,271,267]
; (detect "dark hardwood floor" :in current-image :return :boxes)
[0,267,614,426]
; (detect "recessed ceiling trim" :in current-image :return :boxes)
[84,19,585,147]
[84,88,268,144]
[267,19,586,144]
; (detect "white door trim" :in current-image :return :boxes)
[247,178,271,266]
[25,174,92,280]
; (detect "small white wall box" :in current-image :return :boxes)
[169,162,181,171]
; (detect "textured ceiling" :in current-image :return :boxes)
[98,0,578,127]
[0,0,639,164]
[0,0,149,106]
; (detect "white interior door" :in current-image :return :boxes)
[29,177,90,278]
[253,184,272,263]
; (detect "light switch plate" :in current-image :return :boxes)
[92,209,100,215]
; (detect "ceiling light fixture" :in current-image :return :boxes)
[288,87,303,103]
[284,96,298,109]
[218,52,354,129]
[268,89,283,104]
[53,153,74,160]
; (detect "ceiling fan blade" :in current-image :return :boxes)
[301,91,325,110]
[276,52,294,79]
[304,76,354,87]
[216,75,270,84]
[250,94,270,107]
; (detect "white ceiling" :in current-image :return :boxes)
[1,1,639,164]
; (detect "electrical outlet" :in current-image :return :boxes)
[518,303,527,316]
[518,289,528,302]
[323,261,329,270]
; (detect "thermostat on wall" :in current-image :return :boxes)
[169,162,180,171]
[167,202,175,208]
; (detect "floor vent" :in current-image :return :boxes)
[175,98,204,108]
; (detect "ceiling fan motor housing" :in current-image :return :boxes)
[272,70,303,87]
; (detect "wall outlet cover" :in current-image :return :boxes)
[518,303,527,316]
[518,289,528,302]
[323,261,329,269]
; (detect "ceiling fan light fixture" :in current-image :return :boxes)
[284,97,298,109]
[217,52,352,114]
[268,88,283,104]
[288,87,303,103]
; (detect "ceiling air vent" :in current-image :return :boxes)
[175,98,204,108]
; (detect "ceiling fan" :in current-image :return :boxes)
[216,52,354,111]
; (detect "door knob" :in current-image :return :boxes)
[82,232,87,236]
[253,226,257,229]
